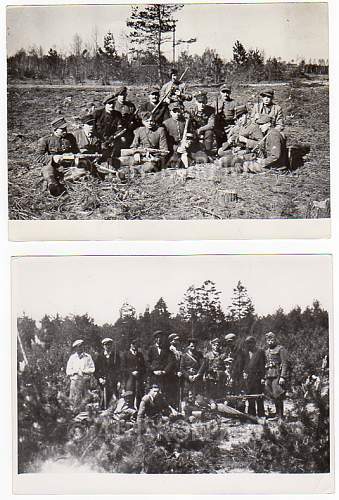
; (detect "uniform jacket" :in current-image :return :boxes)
[163,117,187,149]
[37,133,78,158]
[215,99,238,129]
[265,344,289,379]
[73,128,101,154]
[93,108,122,141]
[251,102,284,130]
[263,128,288,168]
[180,349,206,380]
[147,346,176,375]
[139,101,170,125]
[95,352,121,383]
[190,105,216,133]
[131,126,168,151]
[114,100,140,131]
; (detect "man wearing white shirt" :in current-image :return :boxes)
[66,339,95,408]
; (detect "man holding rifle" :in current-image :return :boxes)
[140,87,170,126]
[161,68,192,106]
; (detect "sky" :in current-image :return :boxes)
[12,255,332,326]
[6,2,329,62]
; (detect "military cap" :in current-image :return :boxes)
[220,83,231,92]
[168,102,183,111]
[114,86,128,97]
[245,335,256,343]
[149,87,160,95]
[256,114,272,125]
[265,331,276,339]
[224,333,236,341]
[72,339,84,348]
[211,337,220,344]
[103,95,116,105]
[80,114,95,125]
[51,117,67,130]
[101,337,113,345]
[140,111,153,121]
[194,91,208,103]
[168,333,180,342]
[153,329,166,337]
[260,89,274,98]
[169,68,178,76]
[234,105,248,119]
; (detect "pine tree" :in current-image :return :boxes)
[232,40,248,66]
[227,281,255,321]
[127,4,183,80]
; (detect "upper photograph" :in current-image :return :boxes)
[7,2,330,240]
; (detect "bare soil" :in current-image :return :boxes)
[7,82,330,220]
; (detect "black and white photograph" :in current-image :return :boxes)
[12,255,332,494]
[7,2,330,240]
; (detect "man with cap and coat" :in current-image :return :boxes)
[147,330,176,398]
[204,338,227,400]
[180,338,206,400]
[93,95,123,159]
[73,114,101,154]
[243,336,266,417]
[214,84,239,148]
[113,86,141,148]
[122,339,146,409]
[243,115,288,173]
[190,91,216,155]
[66,339,95,408]
[161,68,192,106]
[139,87,170,126]
[95,337,121,409]
[223,332,248,412]
[251,89,284,131]
[264,332,289,419]
[37,116,79,196]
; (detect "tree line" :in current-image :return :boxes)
[17,279,328,386]
[7,4,328,85]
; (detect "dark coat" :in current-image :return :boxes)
[95,352,121,384]
[37,133,78,157]
[139,101,170,125]
[73,128,101,154]
[147,346,176,375]
[262,128,288,168]
[93,108,122,141]
[180,350,206,380]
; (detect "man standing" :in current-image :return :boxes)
[66,339,95,409]
[190,91,215,155]
[223,332,248,412]
[251,89,284,131]
[147,330,176,399]
[180,338,206,401]
[214,84,238,148]
[243,336,265,417]
[113,86,140,148]
[122,339,146,409]
[37,116,78,196]
[204,338,227,401]
[161,68,191,106]
[95,338,121,409]
[168,333,183,409]
[264,332,289,420]
[139,87,170,126]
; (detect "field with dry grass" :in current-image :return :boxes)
[8,80,330,220]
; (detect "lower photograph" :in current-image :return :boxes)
[11,254,333,494]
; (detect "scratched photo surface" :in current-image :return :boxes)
[7,3,330,222]
[13,255,331,480]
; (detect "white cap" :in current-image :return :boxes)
[224,333,236,341]
[72,339,84,348]
[102,337,113,345]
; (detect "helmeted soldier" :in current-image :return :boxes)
[95,337,121,409]
[204,338,227,401]
[190,91,215,155]
[214,83,239,147]
[264,332,289,420]
[113,86,141,147]
[251,89,284,131]
[37,116,79,196]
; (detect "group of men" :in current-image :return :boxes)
[37,68,288,196]
[66,330,289,425]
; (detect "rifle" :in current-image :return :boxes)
[225,393,265,400]
[120,147,169,157]
[104,108,140,148]
[53,152,103,162]
[151,67,189,116]
[177,116,191,169]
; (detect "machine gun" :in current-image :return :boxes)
[120,147,169,157]
[53,152,103,162]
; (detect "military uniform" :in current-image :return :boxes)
[180,348,206,398]
[139,100,170,125]
[93,108,122,143]
[114,99,140,147]
[218,121,263,156]
[215,99,238,147]
[131,126,168,151]
[265,344,289,399]
[163,116,208,167]
[38,132,80,186]
[73,128,101,154]
[251,101,284,130]
[204,349,227,400]
[190,104,215,153]
[262,128,288,168]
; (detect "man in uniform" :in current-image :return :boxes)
[37,116,78,196]
[147,330,176,398]
[73,114,101,154]
[122,339,146,409]
[243,115,288,173]
[264,331,289,420]
[180,338,206,401]
[190,91,215,156]
[161,68,192,106]
[243,336,265,417]
[66,339,95,409]
[223,332,248,412]
[204,338,227,401]
[95,337,121,409]
[218,104,263,156]
[113,86,140,148]
[93,95,123,160]
[139,87,170,126]
[251,89,284,131]
[214,83,238,148]
[127,111,169,172]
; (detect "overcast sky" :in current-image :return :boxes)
[6,2,328,62]
[12,255,332,326]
